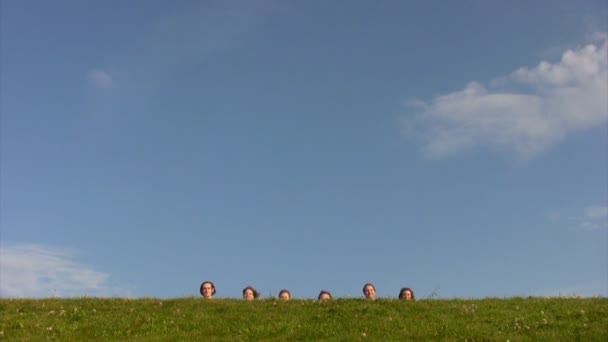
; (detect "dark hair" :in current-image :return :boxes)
[362,283,376,294]
[199,281,216,297]
[242,286,259,299]
[398,287,415,300]
[278,289,291,299]
[318,290,332,300]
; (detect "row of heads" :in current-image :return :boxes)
[200,281,415,301]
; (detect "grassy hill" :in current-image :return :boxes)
[1,297,606,341]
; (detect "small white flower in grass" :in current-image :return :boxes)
[47,326,53,331]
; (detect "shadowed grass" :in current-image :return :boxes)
[1,297,606,341]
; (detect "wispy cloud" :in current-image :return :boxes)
[544,205,608,231]
[87,69,113,89]
[580,206,608,230]
[112,1,283,84]
[81,1,283,110]
[543,210,562,222]
[403,35,608,160]
[0,244,128,298]
[585,206,608,219]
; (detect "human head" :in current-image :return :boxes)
[279,289,291,301]
[199,281,216,298]
[398,287,415,301]
[318,290,332,301]
[362,283,376,300]
[242,286,259,300]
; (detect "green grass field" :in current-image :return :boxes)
[1,297,606,341]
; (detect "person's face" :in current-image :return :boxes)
[243,289,255,300]
[202,283,214,298]
[364,285,376,300]
[403,290,413,301]
[319,293,331,301]
[279,292,290,301]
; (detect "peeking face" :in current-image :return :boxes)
[399,287,415,301]
[363,284,376,300]
[243,288,256,300]
[200,281,215,299]
[279,290,291,301]
[319,293,331,301]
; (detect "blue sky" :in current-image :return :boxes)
[1,0,607,299]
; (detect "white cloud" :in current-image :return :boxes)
[404,35,608,160]
[87,69,113,89]
[0,244,127,298]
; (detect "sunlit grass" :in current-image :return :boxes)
[1,297,606,341]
